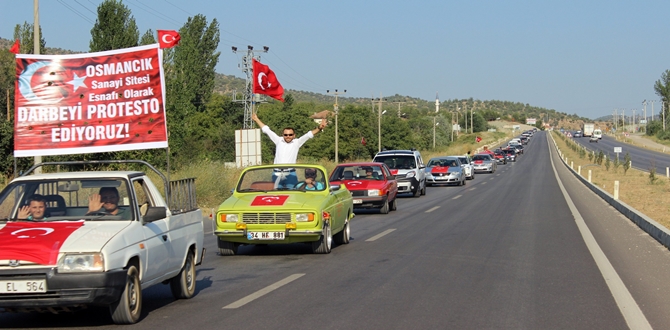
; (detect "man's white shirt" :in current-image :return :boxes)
[262,126,314,164]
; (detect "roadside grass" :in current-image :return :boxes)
[551,131,670,229]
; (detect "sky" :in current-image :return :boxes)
[2,0,670,120]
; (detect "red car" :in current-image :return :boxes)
[329,162,398,214]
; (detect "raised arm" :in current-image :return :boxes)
[310,118,328,135]
[252,113,266,128]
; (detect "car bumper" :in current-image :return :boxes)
[397,177,420,193]
[352,195,388,208]
[0,268,127,310]
[473,165,493,172]
[427,174,461,184]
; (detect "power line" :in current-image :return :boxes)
[56,0,95,25]
[164,0,192,16]
[73,0,97,15]
[127,0,182,27]
[267,51,328,90]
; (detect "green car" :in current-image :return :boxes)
[214,164,354,255]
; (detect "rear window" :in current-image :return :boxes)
[472,155,489,161]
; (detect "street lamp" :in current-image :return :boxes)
[433,119,439,149]
[378,109,387,151]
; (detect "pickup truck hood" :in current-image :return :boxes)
[60,221,132,252]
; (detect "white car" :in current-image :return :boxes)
[456,155,475,180]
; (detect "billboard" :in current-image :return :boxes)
[14,44,168,157]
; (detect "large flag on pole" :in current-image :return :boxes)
[9,39,20,54]
[157,30,180,48]
[252,59,284,102]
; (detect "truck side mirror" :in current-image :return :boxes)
[143,206,167,222]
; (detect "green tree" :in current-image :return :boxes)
[89,0,139,52]
[139,29,156,45]
[13,22,46,54]
[163,14,221,165]
[654,70,670,126]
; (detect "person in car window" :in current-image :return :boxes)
[18,194,47,221]
[87,187,131,219]
[252,113,328,188]
[364,167,380,180]
[295,168,324,191]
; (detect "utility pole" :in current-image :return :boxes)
[392,100,405,118]
[663,102,666,131]
[375,94,385,152]
[433,117,438,149]
[33,0,41,173]
[327,89,346,163]
[633,109,636,133]
[232,45,268,129]
[462,101,467,134]
[651,100,655,121]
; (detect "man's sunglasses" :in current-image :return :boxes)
[283,134,294,137]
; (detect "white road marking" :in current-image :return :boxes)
[366,229,396,242]
[548,137,652,330]
[425,206,440,213]
[223,273,305,309]
[489,178,494,180]
[452,195,462,200]
[468,187,476,191]
[481,182,487,185]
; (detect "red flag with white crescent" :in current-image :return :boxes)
[9,39,20,54]
[0,221,84,265]
[431,166,449,173]
[250,195,289,206]
[252,59,284,102]
[157,30,180,48]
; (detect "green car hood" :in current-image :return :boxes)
[220,192,325,211]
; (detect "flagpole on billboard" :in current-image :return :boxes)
[33,0,42,173]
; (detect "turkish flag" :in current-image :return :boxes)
[476,136,482,143]
[431,166,448,173]
[361,137,366,146]
[252,59,284,102]
[0,221,84,265]
[251,195,290,206]
[9,39,20,54]
[157,30,180,48]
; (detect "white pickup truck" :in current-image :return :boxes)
[0,160,204,324]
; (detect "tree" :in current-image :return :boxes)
[139,29,156,45]
[654,70,670,125]
[164,15,221,165]
[13,22,46,54]
[89,0,139,52]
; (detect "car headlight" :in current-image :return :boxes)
[405,171,416,178]
[296,213,315,222]
[58,253,104,273]
[368,189,380,197]
[219,214,238,223]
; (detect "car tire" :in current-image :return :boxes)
[218,239,238,256]
[420,182,426,195]
[380,198,389,214]
[462,178,466,186]
[110,264,142,324]
[426,182,433,187]
[312,223,332,254]
[390,197,397,211]
[413,186,421,197]
[334,215,350,245]
[170,251,196,299]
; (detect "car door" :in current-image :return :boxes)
[132,178,172,282]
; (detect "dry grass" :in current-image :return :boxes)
[551,131,670,229]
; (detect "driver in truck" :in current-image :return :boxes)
[87,187,131,219]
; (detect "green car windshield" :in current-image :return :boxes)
[237,167,327,192]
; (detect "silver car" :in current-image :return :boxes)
[425,157,466,186]
[471,153,497,173]
[456,155,475,180]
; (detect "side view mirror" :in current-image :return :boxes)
[388,175,396,180]
[143,206,167,222]
[330,184,341,192]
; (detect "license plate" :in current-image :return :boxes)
[0,280,47,294]
[247,231,285,240]
[353,199,362,204]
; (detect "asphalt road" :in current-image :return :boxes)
[4,131,670,329]
[569,134,670,173]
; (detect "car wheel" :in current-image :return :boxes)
[390,196,397,211]
[218,239,238,256]
[420,182,426,195]
[413,186,421,197]
[462,178,466,186]
[312,223,332,254]
[110,264,142,324]
[334,215,350,245]
[380,198,389,214]
[426,182,433,187]
[170,251,196,299]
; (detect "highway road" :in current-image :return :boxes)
[4,131,670,329]
[570,134,670,173]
